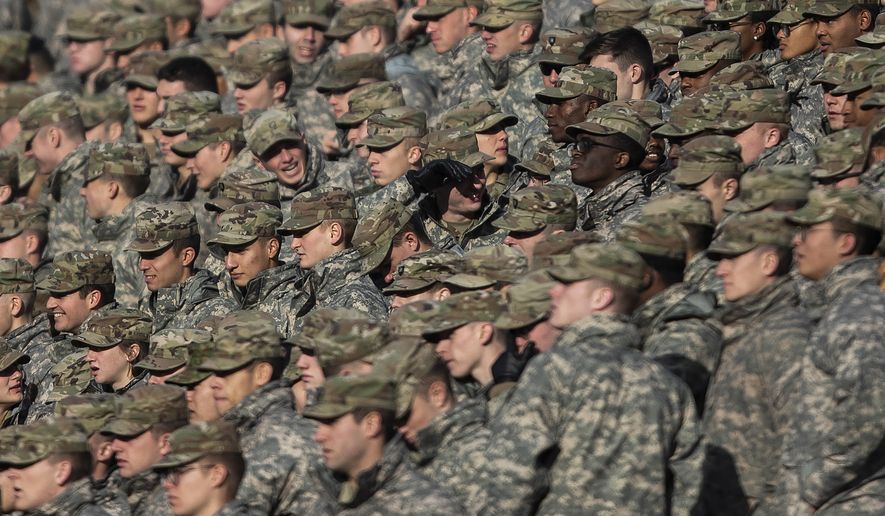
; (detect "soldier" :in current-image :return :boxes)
[156,57,219,103]
[101,384,189,514]
[811,128,867,188]
[669,30,741,96]
[135,329,197,385]
[71,308,151,394]
[210,202,311,337]
[106,15,168,69]
[813,47,872,133]
[724,88,814,168]
[443,244,529,292]
[39,250,118,333]
[725,164,812,213]
[164,329,222,423]
[384,249,461,310]
[80,92,130,144]
[0,417,108,512]
[493,184,577,262]
[783,188,885,513]
[703,0,780,62]
[0,31,28,88]
[278,188,387,318]
[304,374,460,513]
[581,27,668,104]
[0,83,41,150]
[212,0,276,54]
[358,106,427,204]
[154,0,202,48]
[227,39,292,114]
[670,135,744,225]
[171,114,244,192]
[0,340,28,426]
[829,52,884,130]
[470,242,702,514]
[352,198,431,287]
[804,0,877,54]
[61,9,120,94]
[856,12,885,48]
[128,203,232,331]
[592,0,650,34]
[195,310,332,514]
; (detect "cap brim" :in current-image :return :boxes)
[856,33,885,45]
[150,118,186,132]
[535,88,580,103]
[153,452,201,469]
[537,54,581,66]
[207,232,259,247]
[705,242,755,260]
[128,238,174,253]
[421,318,468,337]
[336,110,372,128]
[495,311,545,330]
[703,11,747,22]
[106,39,142,53]
[724,198,760,213]
[166,368,211,387]
[565,120,617,140]
[284,14,330,28]
[670,60,718,75]
[359,135,404,149]
[0,351,30,371]
[443,273,495,289]
[277,219,321,235]
[474,113,518,132]
[491,214,545,232]
[71,331,118,349]
[768,11,805,24]
[382,277,436,294]
[652,123,700,138]
[547,265,586,283]
[124,76,158,90]
[252,134,302,158]
[413,5,456,20]
[788,206,830,226]
[302,402,352,420]
[803,5,852,17]
[470,13,513,29]
[325,26,359,40]
[171,139,207,157]
[316,80,359,94]
[35,278,80,295]
[227,69,263,88]
[205,197,239,212]
[197,356,253,373]
[134,356,187,373]
[832,82,868,96]
[101,419,151,437]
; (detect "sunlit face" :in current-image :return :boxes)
[503,228,546,259]
[314,412,370,476]
[0,365,23,407]
[80,177,113,220]
[162,459,217,515]
[158,131,188,166]
[367,141,412,186]
[191,143,228,191]
[26,127,60,175]
[693,174,730,224]
[432,322,486,380]
[548,279,597,328]
[223,239,277,287]
[336,28,376,58]
[111,429,166,478]
[289,223,337,269]
[260,140,307,187]
[207,364,262,414]
[295,351,324,389]
[475,125,508,166]
[139,245,189,291]
[843,89,877,129]
[426,8,470,54]
[777,19,819,60]
[6,459,61,511]
[186,378,222,422]
[46,291,92,332]
[85,344,133,388]
[397,389,439,446]
[126,86,161,126]
[283,24,326,64]
[815,11,864,54]
[715,248,776,301]
[233,79,276,114]
[792,221,845,280]
[66,39,108,75]
[481,23,524,61]
[824,87,848,131]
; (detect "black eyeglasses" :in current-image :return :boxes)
[571,139,621,155]
[161,464,216,486]
[776,19,814,38]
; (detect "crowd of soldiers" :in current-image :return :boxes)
[0,0,884,513]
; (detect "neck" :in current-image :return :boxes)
[7,315,31,335]
[26,173,50,203]
[483,164,501,185]
[194,492,231,516]
[586,169,625,193]
[347,439,385,481]
[58,138,84,165]
[84,60,113,94]
[473,339,506,386]
[106,197,133,218]
[631,81,649,100]
[175,268,195,286]
[111,369,135,391]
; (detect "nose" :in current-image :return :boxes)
[290,237,301,251]
[225,254,237,271]
[481,30,492,41]
[79,186,87,197]
[548,282,564,300]
[234,88,244,99]
[715,260,729,279]
[305,26,315,40]
[139,258,150,272]
[504,234,517,246]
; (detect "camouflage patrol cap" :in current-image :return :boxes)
[173,39,232,74]
[383,249,463,294]
[283,0,335,28]
[441,98,518,134]
[101,385,188,437]
[85,142,150,184]
[198,310,285,372]
[719,88,791,128]
[310,317,389,369]
[0,150,16,184]
[811,47,872,87]
[414,0,483,21]
[708,212,796,259]
[492,184,577,232]
[37,251,115,294]
[0,418,87,466]
[607,99,665,128]
[326,1,396,39]
[151,91,222,133]
[831,52,885,95]
[651,0,706,29]
[153,0,201,20]
[514,143,557,178]
[154,421,241,469]
[206,164,280,212]
[135,329,204,373]
[165,331,216,387]
[106,14,166,53]
[615,216,689,261]
[0,337,29,372]
[531,231,602,270]
[566,104,651,148]
[470,0,542,29]
[336,82,405,128]
[636,22,683,67]
[0,31,29,73]
[535,66,618,104]
[353,200,414,274]
[388,300,437,336]
[316,53,387,94]
[244,108,302,157]
[72,308,152,349]
[22,202,50,235]
[769,0,815,24]
[704,0,780,23]
[303,374,397,420]
[422,129,493,168]
[653,90,726,138]
[725,165,811,212]
[62,9,122,40]
[643,191,714,227]
[78,92,129,130]
[671,135,744,186]
[495,276,554,330]
[812,128,866,180]
[209,202,283,246]
[390,343,440,418]
[278,188,357,233]
[227,38,290,87]
[212,0,275,36]
[788,187,883,231]
[671,31,741,74]
[17,92,80,144]
[122,50,168,90]
[0,258,34,294]
[290,307,366,351]
[359,107,427,149]
[128,202,199,252]
[419,290,506,336]
[0,83,42,125]
[538,28,593,65]
[444,245,529,289]
[856,12,885,46]
[804,0,866,18]
[592,0,652,33]
[45,351,91,401]
[708,61,775,90]
[54,394,119,435]
[547,242,646,290]
[172,113,243,157]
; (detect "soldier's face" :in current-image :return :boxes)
[85,345,133,388]
[314,412,372,476]
[432,322,487,380]
[201,0,230,19]
[843,89,877,129]
[427,8,471,54]
[290,223,338,269]
[549,279,598,328]
[148,367,184,385]
[80,177,114,220]
[792,221,846,280]
[261,140,306,187]
[0,365,23,407]
[158,131,188,166]
[234,80,277,114]
[5,459,60,511]
[46,291,93,332]
[328,90,354,118]
[348,122,370,157]
[139,245,189,291]
[193,144,229,191]
[0,295,13,336]
[296,351,325,389]
[0,470,13,513]
[126,86,161,126]
[512,319,560,353]
[398,389,440,446]
[389,287,447,311]
[815,12,865,54]
[693,175,730,224]
[156,80,188,113]
[368,141,413,186]
[223,239,277,288]
[475,125,509,167]
[208,364,263,414]
[283,24,327,64]
[110,430,167,478]
[641,136,665,172]
[824,88,848,131]
[569,135,622,189]
[481,24,524,62]
[186,379,223,422]
[162,459,216,515]
[27,127,60,175]
[732,123,770,165]
[0,234,28,261]
[679,67,718,97]
[66,39,108,75]
[504,228,547,260]
[336,29,376,58]
[545,97,592,143]
[716,248,777,302]
[777,19,819,60]
[434,170,485,219]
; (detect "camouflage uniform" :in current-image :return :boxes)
[0,340,30,426]
[71,309,152,395]
[724,165,812,214]
[429,33,486,122]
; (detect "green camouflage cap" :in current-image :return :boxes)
[106,14,166,53]
[172,114,243,157]
[54,394,119,435]
[495,276,554,330]
[719,88,791,129]
[547,242,646,290]
[336,82,405,128]
[198,310,285,372]
[856,12,885,46]
[811,47,872,86]
[303,374,396,420]
[383,249,463,294]
[279,188,357,233]
[804,0,865,17]
[0,83,42,125]
[151,91,221,133]
[422,128,493,168]
[0,338,29,372]
[17,91,80,145]
[359,106,427,149]
[0,150,17,185]
[671,31,741,74]
[470,0,542,29]
[652,0,706,29]
[531,231,602,270]
[310,317,389,370]
[514,142,557,177]
[37,251,115,294]
[390,343,440,418]
[212,0,275,36]
[591,0,651,34]
[709,61,775,91]
[492,184,577,232]
[0,418,87,466]
[135,329,203,373]
[788,186,883,230]
[704,0,780,22]
[353,200,414,273]
[445,245,529,289]
[536,66,618,104]
[326,1,395,40]
[812,128,866,180]
[101,384,188,437]
[289,307,366,352]
[85,142,149,184]
[226,38,290,87]
[0,258,34,294]
[726,165,812,212]
[566,104,651,148]
[708,212,796,259]
[538,28,593,65]
[831,53,885,95]
[653,90,727,138]
[173,39,231,74]
[122,51,168,90]
[419,290,505,335]
[0,31,28,73]
[0,202,48,238]
[205,164,280,212]
[770,0,815,24]
[154,421,241,468]
[643,191,714,228]
[316,53,387,94]
[244,108,302,157]
[62,9,121,40]
[441,98,518,133]
[388,300,437,337]
[72,308,152,350]
[671,135,744,186]
[78,92,129,130]
[414,0,483,21]
[615,215,689,260]
[608,99,665,128]
[164,331,216,387]
[636,22,683,67]
[128,202,199,252]
[208,202,283,246]
[44,351,91,401]
[153,0,201,20]
[284,0,335,28]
